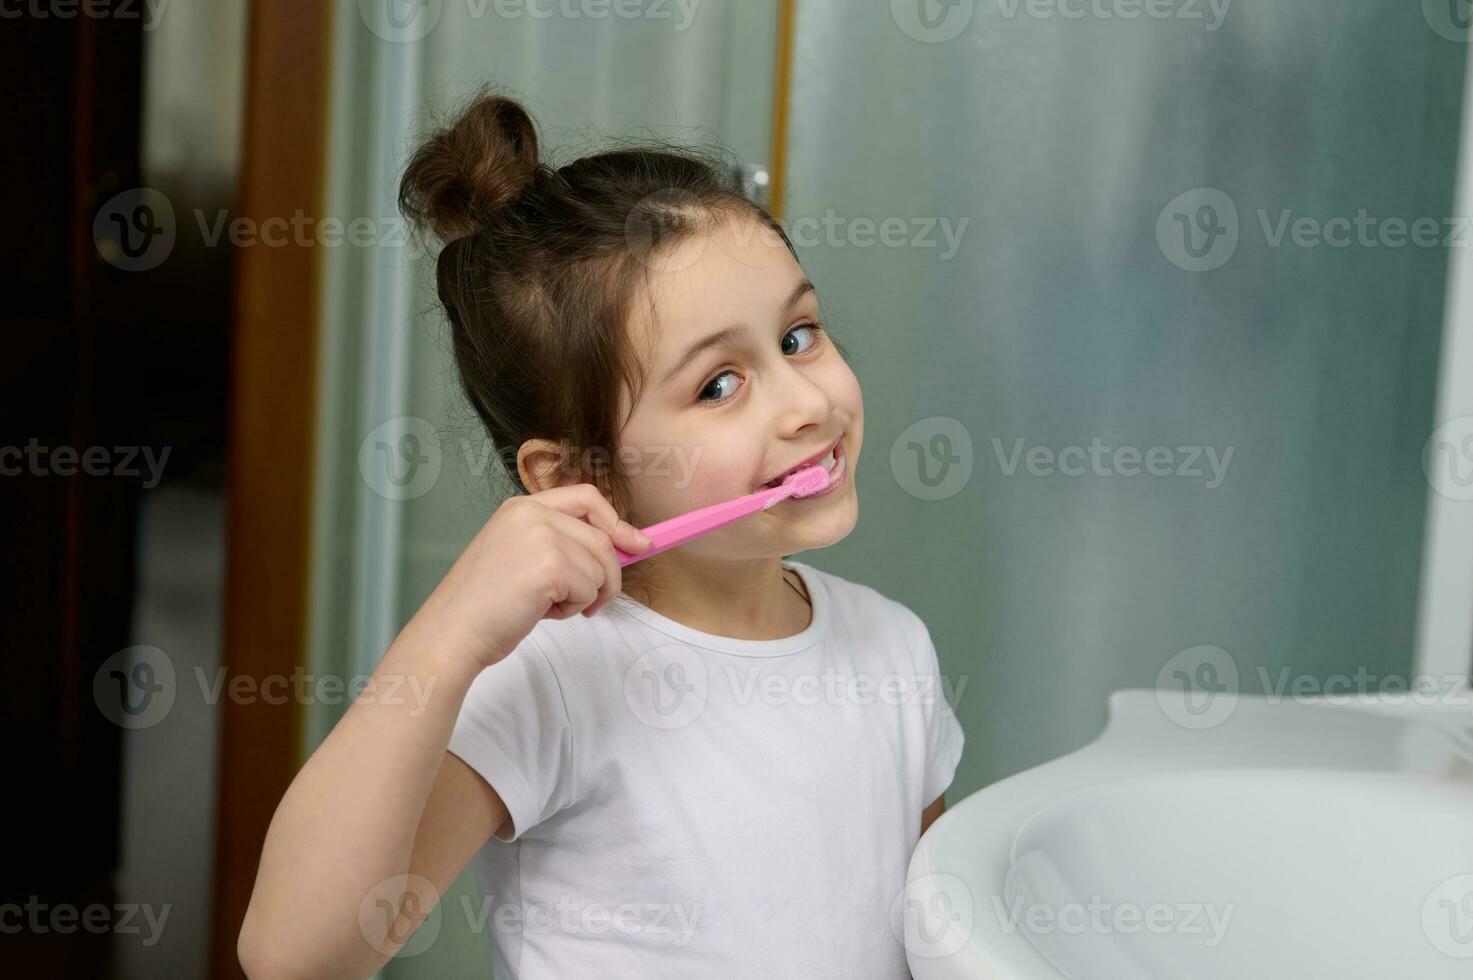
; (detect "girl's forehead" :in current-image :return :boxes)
[630,217,806,356]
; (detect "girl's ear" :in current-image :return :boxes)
[517,437,620,511]
[516,437,576,494]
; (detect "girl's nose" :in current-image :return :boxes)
[772,362,835,437]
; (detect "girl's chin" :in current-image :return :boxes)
[681,505,856,561]
[769,495,859,548]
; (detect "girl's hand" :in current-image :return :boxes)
[410,484,652,669]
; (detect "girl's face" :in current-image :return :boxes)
[615,213,863,560]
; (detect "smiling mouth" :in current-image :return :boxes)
[759,438,844,491]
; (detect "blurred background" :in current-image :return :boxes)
[7,0,1473,976]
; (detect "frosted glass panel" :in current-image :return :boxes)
[784,2,1464,789]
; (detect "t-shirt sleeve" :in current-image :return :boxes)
[912,615,965,805]
[447,633,577,843]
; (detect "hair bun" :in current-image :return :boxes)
[399,92,541,244]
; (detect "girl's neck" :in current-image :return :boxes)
[621,554,811,641]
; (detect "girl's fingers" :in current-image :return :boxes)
[536,483,619,523]
[550,536,603,614]
[548,510,623,614]
[538,484,652,555]
[611,519,654,555]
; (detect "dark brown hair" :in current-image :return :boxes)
[398,87,804,537]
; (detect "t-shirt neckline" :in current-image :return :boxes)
[605,559,829,657]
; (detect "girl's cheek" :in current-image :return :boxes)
[669,443,751,504]
[693,456,749,498]
[626,452,735,520]
[835,361,863,410]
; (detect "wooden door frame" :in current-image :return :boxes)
[770,0,796,221]
[210,1,333,976]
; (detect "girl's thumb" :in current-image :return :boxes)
[617,520,654,551]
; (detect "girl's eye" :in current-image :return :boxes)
[697,370,740,403]
[782,322,822,356]
[696,322,824,404]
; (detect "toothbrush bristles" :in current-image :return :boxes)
[782,464,831,498]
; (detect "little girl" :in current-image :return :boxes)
[238,90,964,980]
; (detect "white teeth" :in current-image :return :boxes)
[764,442,841,488]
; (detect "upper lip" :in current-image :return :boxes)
[760,436,842,488]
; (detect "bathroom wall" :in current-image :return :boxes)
[782,1,1466,791]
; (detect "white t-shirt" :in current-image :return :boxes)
[446,559,965,979]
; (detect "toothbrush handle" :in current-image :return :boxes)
[616,485,790,566]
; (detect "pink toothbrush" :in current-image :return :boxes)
[615,464,833,567]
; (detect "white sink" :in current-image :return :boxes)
[903,690,1473,979]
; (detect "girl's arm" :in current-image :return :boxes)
[236,485,651,979]
[236,621,507,980]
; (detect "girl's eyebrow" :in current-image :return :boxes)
[659,279,817,387]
